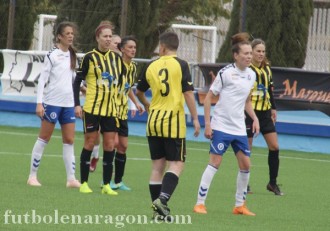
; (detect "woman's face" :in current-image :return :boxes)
[110,36,121,53]
[234,44,252,70]
[96,28,112,52]
[252,43,266,65]
[58,26,74,47]
[121,40,136,60]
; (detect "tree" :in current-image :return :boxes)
[217,0,241,62]
[0,0,60,71]
[217,0,313,68]
[0,0,61,50]
[55,0,120,52]
[56,0,231,57]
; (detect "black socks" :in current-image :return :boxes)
[114,152,126,184]
[80,148,92,183]
[268,150,279,185]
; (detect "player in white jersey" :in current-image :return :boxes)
[27,22,80,188]
[38,48,75,107]
[193,33,260,216]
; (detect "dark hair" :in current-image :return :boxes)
[231,32,251,54]
[159,32,179,51]
[251,38,270,66]
[95,20,113,38]
[119,35,137,50]
[54,21,77,70]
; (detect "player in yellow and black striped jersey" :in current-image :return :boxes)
[73,21,124,195]
[116,59,138,120]
[249,63,276,111]
[245,38,283,196]
[137,54,197,139]
[136,31,200,218]
[74,48,123,117]
[110,36,144,191]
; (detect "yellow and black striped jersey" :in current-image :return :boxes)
[137,55,194,138]
[117,61,137,120]
[250,63,275,111]
[74,48,124,117]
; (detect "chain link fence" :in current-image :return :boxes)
[304,1,330,72]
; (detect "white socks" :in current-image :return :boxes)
[63,143,76,181]
[235,170,250,207]
[196,166,250,207]
[29,138,47,178]
[196,164,218,205]
[91,144,100,159]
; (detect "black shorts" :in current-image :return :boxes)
[245,110,276,138]
[83,111,118,133]
[117,119,128,137]
[147,136,186,162]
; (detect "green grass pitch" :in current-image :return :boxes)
[0,125,329,231]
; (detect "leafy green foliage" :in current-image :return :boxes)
[56,0,231,58]
[217,0,313,68]
[0,0,61,71]
[0,0,61,50]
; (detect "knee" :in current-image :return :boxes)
[268,139,279,151]
[84,139,96,150]
[269,145,279,152]
[63,138,74,145]
[116,143,128,153]
[209,156,221,168]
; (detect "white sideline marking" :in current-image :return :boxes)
[0,151,150,161]
[1,130,330,163]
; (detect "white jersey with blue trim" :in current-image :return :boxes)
[37,47,75,107]
[210,63,256,136]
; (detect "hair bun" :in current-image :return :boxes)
[231,32,250,46]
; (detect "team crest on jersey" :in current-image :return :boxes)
[50,112,57,119]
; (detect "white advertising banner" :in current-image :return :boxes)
[0,49,87,97]
[1,49,47,96]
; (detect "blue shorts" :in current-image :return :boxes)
[210,130,250,156]
[43,104,75,125]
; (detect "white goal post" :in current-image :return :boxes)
[36,14,57,51]
[171,24,217,63]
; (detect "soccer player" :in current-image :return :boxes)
[89,33,122,172]
[73,21,124,195]
[27,21,80,188]
[110,35,144,191]
[245,38,283,196]
[193,33,259,216]
[110,34,122,53]
[136,31,200,219]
